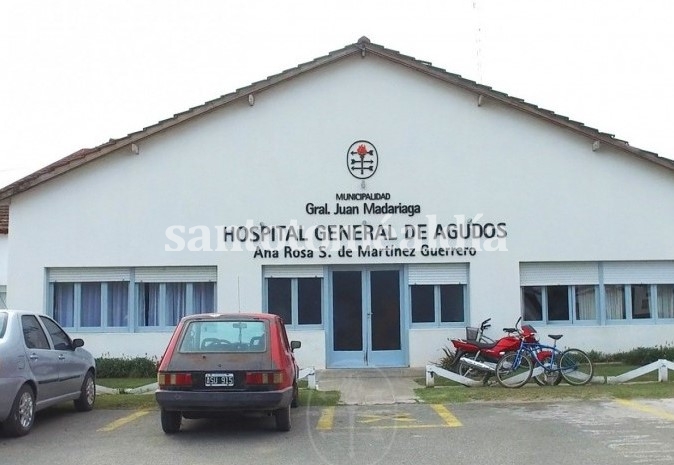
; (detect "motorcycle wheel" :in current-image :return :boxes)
[458,363,488,383]
[533,355,563,386]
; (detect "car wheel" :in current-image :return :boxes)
[4,385,35,437]
[274,405,291,432]
[73,371,96,411]
[291,381,299,408]
[161,409,182,434]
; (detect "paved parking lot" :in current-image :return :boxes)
[2,399,674,465]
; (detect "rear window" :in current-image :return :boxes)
[179,320,267,353]
[0,312,7,338]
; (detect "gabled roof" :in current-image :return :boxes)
[0,205,8,234]
[1,36,672,202]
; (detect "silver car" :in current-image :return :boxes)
[0,309,96,436]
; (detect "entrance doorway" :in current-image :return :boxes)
[327,267,405,368]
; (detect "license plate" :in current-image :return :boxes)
[205,373,234,387]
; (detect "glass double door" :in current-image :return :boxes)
[328,267,405,368]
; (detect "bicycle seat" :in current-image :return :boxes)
[548,334,563,340]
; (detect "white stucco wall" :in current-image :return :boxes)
[5,53,674,366]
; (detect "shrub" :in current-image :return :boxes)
[437,346,458,371]
[96,355,158,378]
[617,345,674,366]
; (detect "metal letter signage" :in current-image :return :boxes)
[347,140,378,179]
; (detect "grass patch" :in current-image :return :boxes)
[95,392,159,410]
[415,381,674,404]
[299,388,340,406]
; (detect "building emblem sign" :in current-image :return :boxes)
[164,140,509,259]
[347,140,378,179]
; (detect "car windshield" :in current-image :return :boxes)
[179,320,267,353]
[0,312,7,339]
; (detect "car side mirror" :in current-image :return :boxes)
[290,340,301,351]
[72,338,85,348]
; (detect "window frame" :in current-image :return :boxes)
[604,283,657,324]
[264,276,323,329]
[521,284,599,325]
[48,267,217,332]
[410,283,467,328]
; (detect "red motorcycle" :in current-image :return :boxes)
[448,317,537,383]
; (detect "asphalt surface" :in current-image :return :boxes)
[2,398,674,465]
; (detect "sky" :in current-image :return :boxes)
[2,0,674,188]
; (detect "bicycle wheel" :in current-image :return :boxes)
[559,349,594,386]
[532,354,562,386]
[495,352,533,388]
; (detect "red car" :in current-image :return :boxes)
[155,313,301,433]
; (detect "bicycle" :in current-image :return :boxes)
[494,323,594,388]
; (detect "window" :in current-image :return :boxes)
[547,286,569,321]
[136,281,215,328]
[266,277,322,326]
[21,315,50,349]
[410,286,434,323]
[522,286,543,321]
[179,320,267,353]
[81,282,102,327]
[631,284,651,319]
[605,284,657,321]
[657,285,674,319]
[40,316,72,350]
[522,285,597,323]
[605,284,626,320]
[48,267,216,330]
[52,281,129,329]
[574,285,597,321]
[137,282,160,327]
[0,285,7,309]
[0,312,7,338]
[267,279,291,324]
[521,261,674,326]
[107,281,129,327]
[411,284,465,324]
[54,283,75,327]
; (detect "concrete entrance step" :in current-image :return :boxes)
[315,367,425,405]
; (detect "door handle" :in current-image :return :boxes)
[29,354,39,361]
[58,354,66,360]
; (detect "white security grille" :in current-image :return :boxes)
[48,267,131,282]
[134,266,217,282]
[519,262,599,286]
[408,263,468,285]
[603,261,674,284]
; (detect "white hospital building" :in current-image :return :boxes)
[1,37,673,369]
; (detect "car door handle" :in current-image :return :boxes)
[58,354,66,360]
[29,354,39,361]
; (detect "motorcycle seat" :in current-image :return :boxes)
[466,339,498,349]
